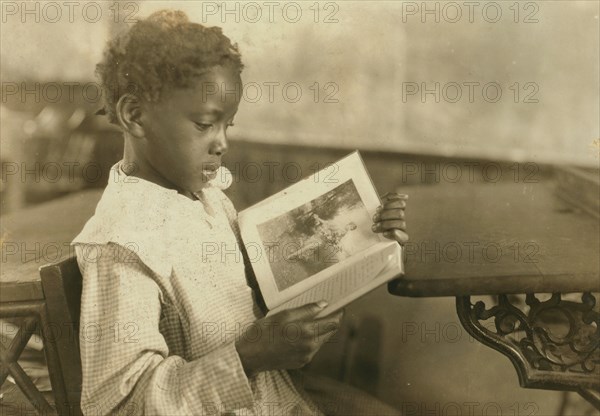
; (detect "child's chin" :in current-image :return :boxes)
[187,175,216,192]
[198,166,232,190]
[186,167,231,192]
[201,169,219,181]
[190,177,213,190]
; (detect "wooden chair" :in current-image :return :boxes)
[39,256,83,416]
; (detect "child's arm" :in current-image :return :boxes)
[75,243,255,415]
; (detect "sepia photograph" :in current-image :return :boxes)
[1,1,599,415]
[257,178,380,291]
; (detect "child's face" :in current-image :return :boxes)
[138,65,242,193]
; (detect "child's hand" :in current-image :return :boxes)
[235,301,343,375]
[372,192,409,244]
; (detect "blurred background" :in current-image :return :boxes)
[1,1,598,213]
[1,1,599,415]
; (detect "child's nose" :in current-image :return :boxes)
[210,130,228,156]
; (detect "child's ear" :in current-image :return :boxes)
[116,94,144,137]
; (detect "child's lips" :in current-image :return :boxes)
[202,165,220,180]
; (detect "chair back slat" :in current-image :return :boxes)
[40,255,83,416]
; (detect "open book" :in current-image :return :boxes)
[238,151,404,318]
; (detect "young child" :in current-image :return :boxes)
[73,10,408,416]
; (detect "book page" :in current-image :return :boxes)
[267,241,402,316]
[239,151,389,310]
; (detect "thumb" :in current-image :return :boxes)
[283,300,328,321]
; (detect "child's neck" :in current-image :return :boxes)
[122,137,197,201]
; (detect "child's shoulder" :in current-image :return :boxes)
[71,166,176,275]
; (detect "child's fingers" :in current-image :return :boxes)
[312,310,344,330]
[376,193,409,244]
[377,200,407,211]
[381,192,409,202]
[374,209,405,221]
[372,220,406,232]
[383,229,409,244]
[381,192,409,200]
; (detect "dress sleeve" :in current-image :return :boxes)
[75,243,255,415]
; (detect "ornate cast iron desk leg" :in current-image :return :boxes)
[456,293,600,410]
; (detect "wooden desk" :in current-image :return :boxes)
[1,190,103,302]
[388,180,599,407]
[390,181,599,296]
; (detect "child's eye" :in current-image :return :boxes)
[194,122,212,131]
[227,123,235,129]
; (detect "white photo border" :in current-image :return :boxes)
[238,151,385,309]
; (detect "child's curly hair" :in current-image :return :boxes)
[96,10,244,124]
